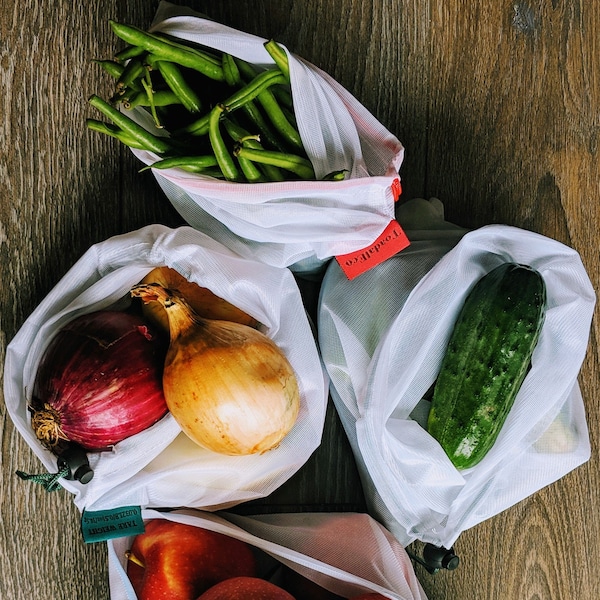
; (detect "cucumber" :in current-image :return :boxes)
[427,262,546,469]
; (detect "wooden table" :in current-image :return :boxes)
[1,1,598,598]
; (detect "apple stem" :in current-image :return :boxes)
[125,549,146,569]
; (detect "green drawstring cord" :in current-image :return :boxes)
[15,465,70,492]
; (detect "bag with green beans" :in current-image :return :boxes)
[317,198,595,549]
[88,1,404,274]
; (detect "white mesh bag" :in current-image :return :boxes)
[4,224,328,512]
[123,2,404,275]
[318,198,595,548]
[107,509,429,600]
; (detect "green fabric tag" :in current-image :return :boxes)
[81,506,145,543]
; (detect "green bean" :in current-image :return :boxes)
[323,169,349,181]
[123,89,182,109]
[237,154,267,182]
[208,104,240,181]
[221,129,267,182]
[221,66,298,151]
[119,91,138,109]
[114,44,147,62]
[116,56,147,90]
[95,60,142,96]
[257,163,285,181]
[93,23,312,183]
[221,118,254,142]
[256,87,303,151]
[178,111,211,136]
[234,146,315,180]
[94,59,125,80]
[154,32,222,67]
[88,94,172,154]
[263,39,290,80]
[233,56,295,120]
[140,75,162,128]
[194,167,226,178]
[231,57,300,150]
[239,100,287,152]
[272,84,294,111]
[222,52,241,86]
[280,102,298,127]
[233,57,258,81]
[140,154,219,172]
[112,84,139,105]
[155,59,202,113]
[109,21,225,81]
[109,90,125,105]
[223,119,285,181]
[85,118,148,150]
[223,68,287,111]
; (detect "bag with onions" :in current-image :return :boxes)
[3,224,328,512]
[87,1,405,276]
[107,508,429,600]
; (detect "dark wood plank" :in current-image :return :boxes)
[408,1,600,598]
[1,1,598,599]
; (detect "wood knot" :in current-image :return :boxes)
[512,2,538,35]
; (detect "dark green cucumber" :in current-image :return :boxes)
[427,262,546,469]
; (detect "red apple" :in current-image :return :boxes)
[196,577,296,599]
[280,565,344,600]
[126,519,257,600]
[126,558,145,596]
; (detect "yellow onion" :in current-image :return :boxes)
[130,283,300,455]
[139,267,259,332]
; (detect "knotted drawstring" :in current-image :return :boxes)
[15,465,70,492]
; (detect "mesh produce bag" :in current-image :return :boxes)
[120,2,405,275]
[107,509,429,600]
[4,224,328,512]
[318,198,595,548]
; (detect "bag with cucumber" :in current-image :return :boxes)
[318,198,595,548]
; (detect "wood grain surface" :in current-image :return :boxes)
[1,1,598,599]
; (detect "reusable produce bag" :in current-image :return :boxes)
[107,508,429,600]
[4,224,328,513]
[318,198,595,548]
[126,2,404,275]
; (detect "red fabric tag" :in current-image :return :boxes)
[391,177,402,201]
[335,219,410,280]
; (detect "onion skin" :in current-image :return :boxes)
[130,284,300,456]
[31,310,169,452]
[139,267,260,332]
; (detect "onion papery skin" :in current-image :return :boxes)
[31,310,169,452]
[140,267,260,333]
[131,284,300,456]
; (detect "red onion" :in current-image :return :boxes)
[31,310,169,452]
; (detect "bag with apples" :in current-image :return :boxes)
[4,224,328,513]
[107,508,429,600]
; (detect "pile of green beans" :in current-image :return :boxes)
[88,21,345,183]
